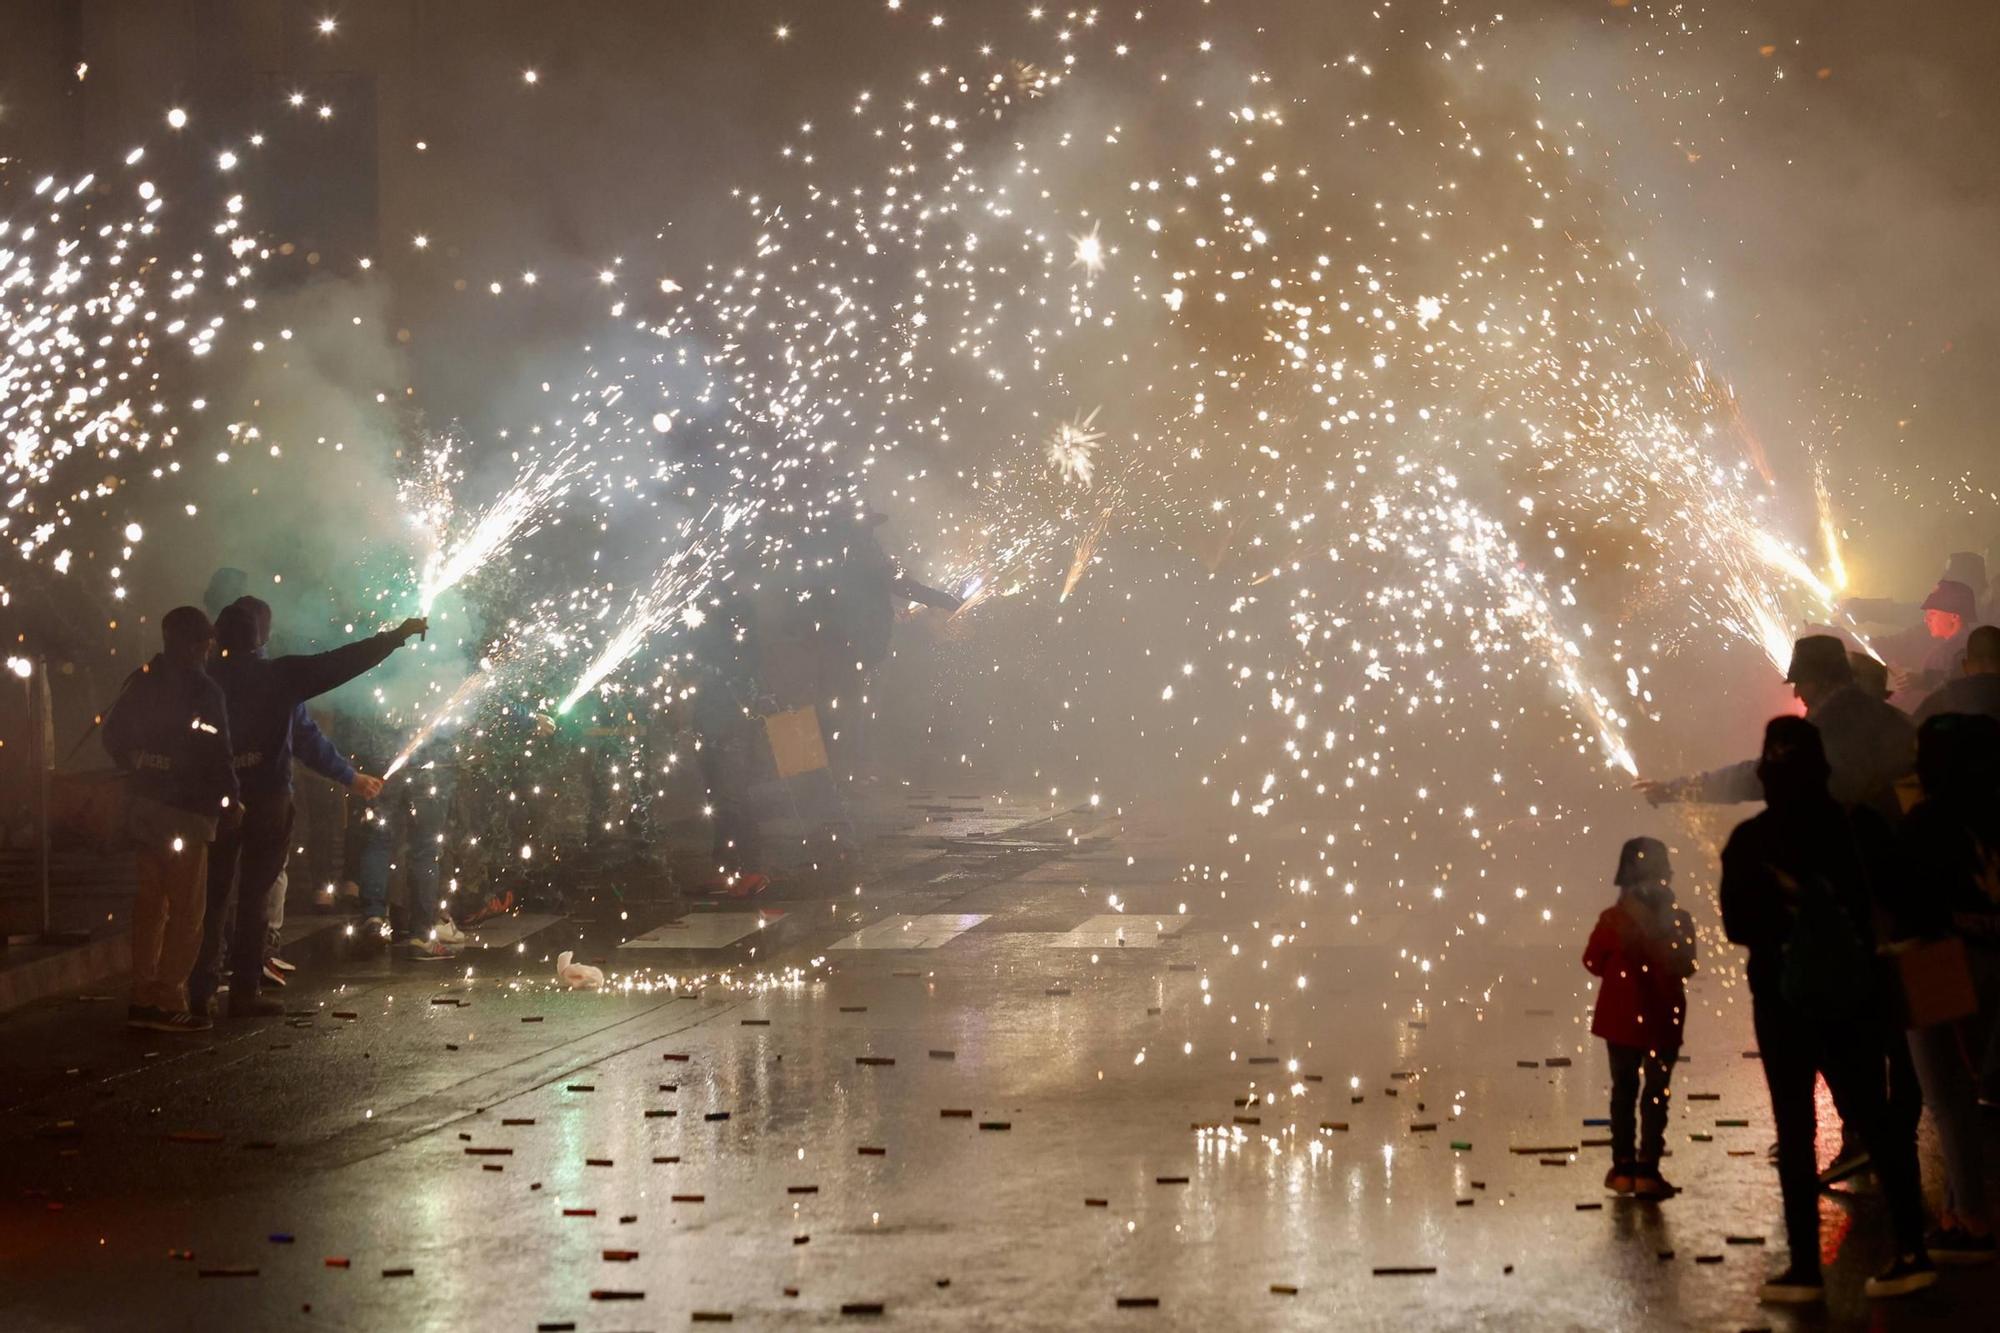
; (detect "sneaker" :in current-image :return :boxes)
[403,937,457,961]
[432,915,466,946]
[261,960,289,987]
[1631,1167,1679,1200]
[462,890,515,927]
[1758,1265,1825,1304]
[353,916,390,948]
[1926,1226,1997,1265]
[267,955,297,974]
[1603,1164,1637,1196]
[129,1007,214,1034]
[1864,1252,1938,1298]
[1818,1145,1871,1189]
[226,994,285,1019]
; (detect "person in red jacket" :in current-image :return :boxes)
[1584,836,1698,1199]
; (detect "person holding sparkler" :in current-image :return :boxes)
[189,600,426,1015]
[1636,635,1915,825]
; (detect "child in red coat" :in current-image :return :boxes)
[1584,836,1698,1198]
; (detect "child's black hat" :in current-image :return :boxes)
[1615,836,1671,887]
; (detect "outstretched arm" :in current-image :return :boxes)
[277,618,428,702]
[1633,758,1762,807]
[892,574,966,612]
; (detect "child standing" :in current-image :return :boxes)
[1584,836,1698,1199]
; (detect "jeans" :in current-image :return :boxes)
[354,777,450,936]
[1606,1041,1676,1167]
[1907,945,2000,1223]
[1755,997,1927,1269]
[128,803,212,1013]
[189,795,293,1007]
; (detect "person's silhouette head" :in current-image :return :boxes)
[227,595,274,650]
[1756,715,1831,809]
[1916,712,2000,803]
[159,606,215,672]
[1783,635,1853,711]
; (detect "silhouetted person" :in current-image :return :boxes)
[350,734,461,959]
[1637,635,1915,824]
[1584,836,1695,1201]
[1720,716,1934,1304]
[102,607,240,1034]
[1913,623,2000,726]
[1892,713,2000,1261]
[189,602,423,1016]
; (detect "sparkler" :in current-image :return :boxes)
[382,666,493,779]
[416,450,577,614]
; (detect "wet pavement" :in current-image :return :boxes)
[4,794,1999,1330]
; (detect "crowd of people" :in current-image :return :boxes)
[92,540,2000,1303]
[95,512,962,1034]
[1587,551,2000,1306]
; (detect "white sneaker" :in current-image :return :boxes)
[404,937,457,961]
[432,915,466,945]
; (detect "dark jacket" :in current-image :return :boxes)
[101,656,241,818]
[1670,685,1914,823]
[210,633,401,795]
[1913,673,2000,727]
[1719,797,1893,1001]
[1583,896,1697,1049]
[1894,795,2000,946]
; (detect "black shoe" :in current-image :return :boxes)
[1865,1252,1938,1298]
[1818,1145,1870,1188]
[226,994,285,1019]
[1926,1226,1996,1265]
[1758,1264,1825,1305]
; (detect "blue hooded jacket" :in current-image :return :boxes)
[102,655,241,818]
[210,630,403,795]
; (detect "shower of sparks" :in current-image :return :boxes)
[3,4,1956,981]
[415,448,578,614]
[382,665,496,779]
[1,155,256,608]
[558,509,740,714]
